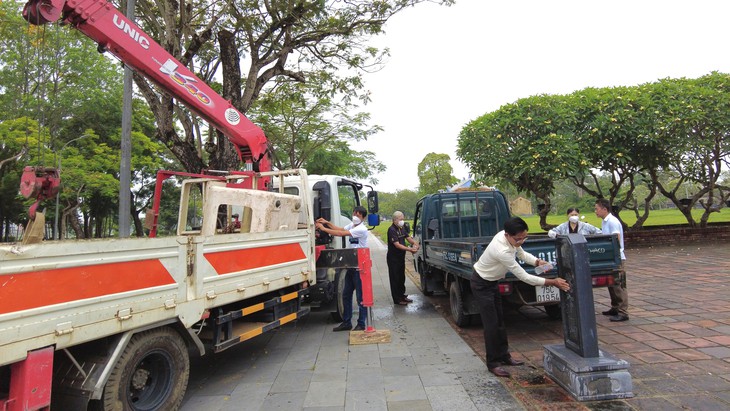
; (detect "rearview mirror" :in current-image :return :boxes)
[367,190,379,214]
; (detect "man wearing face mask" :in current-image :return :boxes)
[387,211,420,305]
[547,208,602,238]
[316,206,369,331]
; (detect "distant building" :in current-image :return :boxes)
[509,196,532,216]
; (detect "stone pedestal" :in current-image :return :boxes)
[543,234,633,401]
[544,344,633,401]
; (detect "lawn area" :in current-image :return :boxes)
[523,208,730,233]
[371,208,730,243]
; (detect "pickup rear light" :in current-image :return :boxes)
[499,283,512,294]
[592,275,615,287]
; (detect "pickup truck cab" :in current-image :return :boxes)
[412,189,621,325]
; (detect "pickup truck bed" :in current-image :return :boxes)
[418,234,621,323]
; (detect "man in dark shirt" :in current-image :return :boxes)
[387,211,419,305]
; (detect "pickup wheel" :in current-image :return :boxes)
[544,304,562,320]
[101,328,189,411]
[418,261,433,296]
[449,281,470,327]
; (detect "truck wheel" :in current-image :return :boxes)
[333,269,347,322]
[449,282,470,327]
[101,328,189,411]
[418,261,433,296]
[544,304,562,320]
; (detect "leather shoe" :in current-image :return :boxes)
[602,308,618,316]
[502,358,524,366]
[332,323,352,332]
[609,314,629,322]
[402,296,413,303]
[353,324,365,331]
[488,367,511,378]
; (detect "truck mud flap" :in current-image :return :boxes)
[208,289,309,353]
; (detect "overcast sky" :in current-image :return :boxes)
[357,0,730,193]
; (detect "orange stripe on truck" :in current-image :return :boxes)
[205,243,305,275]
[0,260,175,314]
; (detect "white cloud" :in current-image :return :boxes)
[357,0,730,192]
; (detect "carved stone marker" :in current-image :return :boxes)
[543,233,633,401]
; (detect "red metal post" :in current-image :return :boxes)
[0,346,53,411]
[357,248,373,307]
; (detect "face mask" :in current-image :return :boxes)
[397,220,405,228]
[351,216,362,225]
[569,215,580,224]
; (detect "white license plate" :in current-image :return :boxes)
[536,285,561,303]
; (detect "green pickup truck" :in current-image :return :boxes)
[412,189,621,325]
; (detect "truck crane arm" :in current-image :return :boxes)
[22,0,271,174]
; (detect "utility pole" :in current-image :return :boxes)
[118,0,135,237]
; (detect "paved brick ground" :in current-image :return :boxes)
[408,242,730,410]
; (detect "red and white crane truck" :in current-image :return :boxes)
[1,1,378,410]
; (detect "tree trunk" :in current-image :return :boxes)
[207,30,243,172]
[63,204,84,239]
[133,74,206,174]
[131,190,145,237]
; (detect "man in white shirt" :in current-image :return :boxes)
[316,206,369,331]
[595,198,629,322]
[471,217,570,378]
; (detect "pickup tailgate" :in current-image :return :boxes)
[509,234,621,277]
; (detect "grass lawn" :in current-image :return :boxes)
[371,208,729,242]
[523,208,730,233]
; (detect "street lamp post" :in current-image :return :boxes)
[54,135,88,240]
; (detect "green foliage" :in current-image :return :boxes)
[377,189,421,220]
[249,81,385,182]
[458,72,730,229]
[417,153,458,194]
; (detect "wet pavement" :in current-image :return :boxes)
[407,242,730,410]
[180,234,522,410]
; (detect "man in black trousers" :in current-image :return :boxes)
[471,217,570,377]
[386,211,419,305]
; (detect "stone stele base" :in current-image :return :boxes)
[543,344,634,402]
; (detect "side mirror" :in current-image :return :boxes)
[367,214,380,227]
[367,190,379,214]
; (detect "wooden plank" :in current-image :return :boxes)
[349,329,391,345]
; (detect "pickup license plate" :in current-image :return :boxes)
[536,285,561,303]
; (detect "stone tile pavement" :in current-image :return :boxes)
[180,233,523,411]
[415,241,730,410]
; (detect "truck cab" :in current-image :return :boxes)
[275,174,379,317]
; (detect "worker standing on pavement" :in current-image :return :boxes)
[316,206,369,332]
[387,211,419,305]
[471,217,571,378]
[594,198,629,322]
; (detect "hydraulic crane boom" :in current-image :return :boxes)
[22,0,271,175]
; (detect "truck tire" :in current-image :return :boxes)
[418,261,433,296]
[333,269,347,322]
[101,328,189,411]
[449,281,471,327]
[544,304,562,320]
